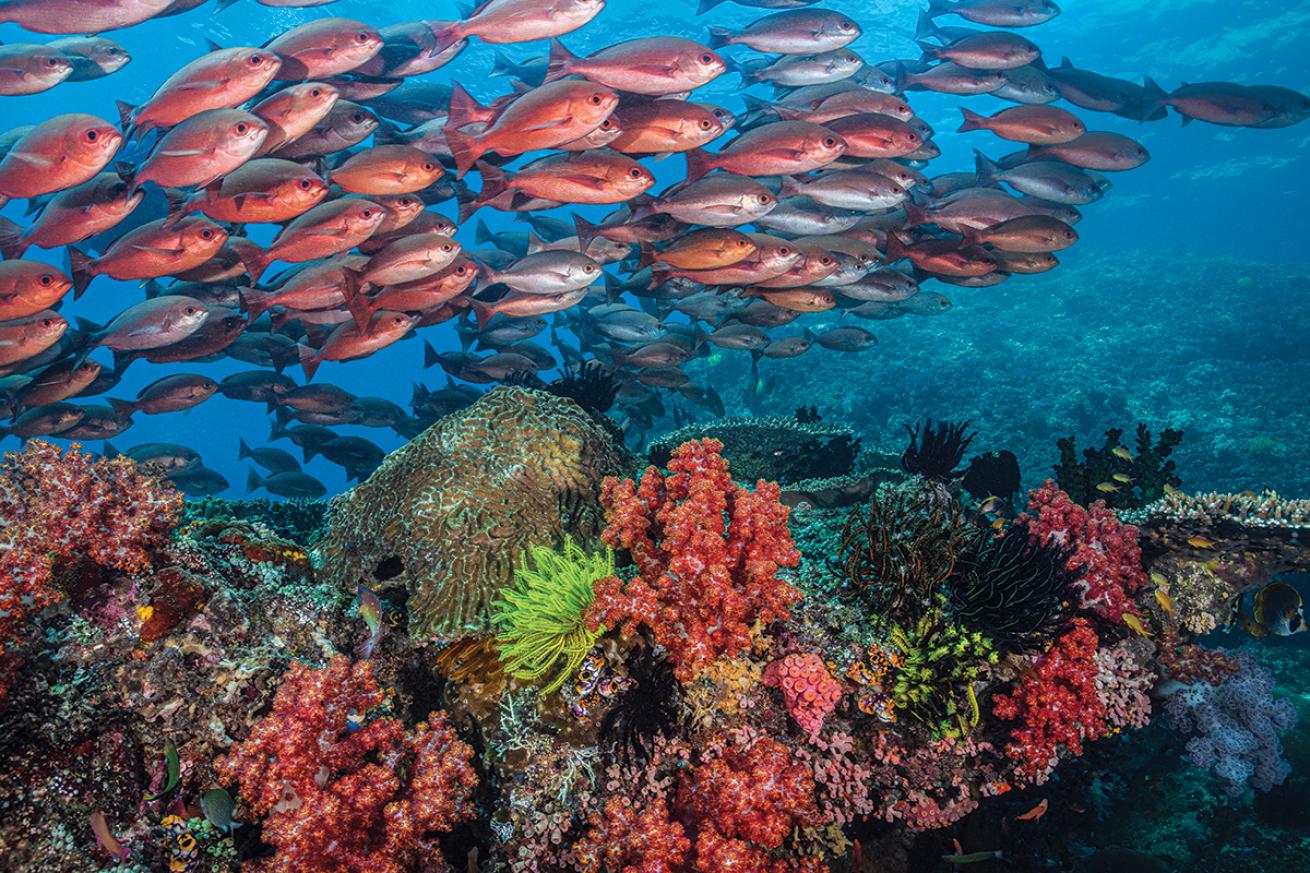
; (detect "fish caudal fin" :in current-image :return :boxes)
[297,343,322,382]
[0,216,26,260]
[67,246,95,299]
[957,107,987,133]
[245,467,263,495]
[544,39,578,84]
[683,148,715,183]
[706,26,733,50]
[974,149,1001,186]
[444,125,486,179]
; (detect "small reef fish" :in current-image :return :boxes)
[1186,535,1216,550]
[1122,613,1152,637]
[199,788,240,833]
[1015,797,1048,821]
[355,582,386,659]
[1154,587,1177,616]
[1095,482,1119,493]
[90,810,130,863]
[1111,446,1135,461]
[145,744,180,801]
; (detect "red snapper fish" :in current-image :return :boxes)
[0,0,173,34]
[130,109,268,192]
[432,0,604,47]
[545,37,726,95]
[0,114,122,202]
[0,173,142,258]
[298,310,418,380]
[118,46,282,136]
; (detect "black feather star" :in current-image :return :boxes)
[902,418,976,481]
[598,645,682,768]
[945,521,1081,653]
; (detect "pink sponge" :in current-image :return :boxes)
[764,653,843,738]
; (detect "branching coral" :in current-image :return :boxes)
[883,606,997,738]
[1023,481,1147,624]
[946,521,1079,653]
[992,618,1106,783]
[0,441,181,686]
[586,438,802,682]
[492,535,612,694]
[1054,423,1182,510]
[901,419,974,481]
[835,484,961,624]
[214,656,477,873]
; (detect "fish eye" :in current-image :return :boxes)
[778,246,791,256]
[442,242,453,251]
[42,318,54,327]
[106,47,119,55]
[48,57,59,66]
[40,274,53,286]
[757,194,771,204]
[361,209,373,218]
[235,122,248,134]
[584,264,597,273]
[588,94,604,105]
[250,55,264,65]
[628,167,643,178]
[699,119,712,129]
[357,32,371,42]
[200,228,213,239]
[823,137,837,147]
[186,306,199,314]
[423,162,435,171]
[299,179,313,188]
[700,54,714,64]
[352,112,365,123]
[310,87,322,97]
[86,129,98,141]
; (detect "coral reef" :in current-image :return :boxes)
[586,438,802,681]
[316,386,630,640]
[883,606,997,738]
[762,653,842,739]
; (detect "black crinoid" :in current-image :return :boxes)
[835,485,963,624]
[945,521,1082,653]
[547,360,621,415]
[901,419,976,481]
[599,644,682,768]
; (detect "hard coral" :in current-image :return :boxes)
[214,656,477,873]
[1053,423,1182,510]
[586,438,802,682]
[762,653,842,738]
[0,441,180,666]
[1022,481,1147,623]
[992,618,1106,783]
[317,386,629,640]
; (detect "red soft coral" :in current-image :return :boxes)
[586,439,801,681]
[992,618,1106,783]
[0,441,180,695]
[214,656,477,873]
[574,797,690,873]
[1022,480,1146,623]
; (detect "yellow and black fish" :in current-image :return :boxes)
[1238,581,1305,637]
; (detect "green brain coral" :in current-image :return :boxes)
[491,536,612,694]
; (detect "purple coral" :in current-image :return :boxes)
[1162,650,1297,795]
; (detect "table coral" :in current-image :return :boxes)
[214,655,477,873]
[1023,481,1147,623]
[586,438,802,681]
[316,386,629,640]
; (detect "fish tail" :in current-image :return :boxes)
[238,437,252,460]
[107,398,137,420]
[240,286,273,322]
[572,212,600,252]
[917,40,941,63]
[903,199,928,227]
[489,49,518,79]
[0,216,26,260]
[470,160,509,218]
[345,286,376,333]
[973,149,1001,186]
[636,242,657,270]
[67,246,94,299]
[240,245,271,283]
[915,10,942,41]
[297,343,321,382]
[1142,76,1169,111]
[706,26,733,50]
[422,338,441,369]
[884,231,906,262]
[114,99,136,136]
[683,148,715,183]
[544,38,578,84]
[958,108,988,133]
[161,187,192,230]
[474,217,494,245]
[926,0,953,18]
[696,0,727,14]
[893,62,910,95]
[443,124,485,180]
[245,467,263,494]
[427,20,463,53]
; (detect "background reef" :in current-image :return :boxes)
[1,387,1306,873]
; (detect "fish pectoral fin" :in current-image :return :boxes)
[157,148,210,157]
[5,149,58,171]
[555,173,609,190]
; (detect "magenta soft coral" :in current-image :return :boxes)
[992,618,1106,783]
[0,441,180,669]
[1022,480,1146,623]
[214,656,477,873]
[586,438,801,682]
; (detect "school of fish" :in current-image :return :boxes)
[0,0,1306,498]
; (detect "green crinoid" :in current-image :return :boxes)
[491,535,612,694]
[883,603,998,739]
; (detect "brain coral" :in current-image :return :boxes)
[316,386,629,640]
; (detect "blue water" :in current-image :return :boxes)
[2,0,1308,497]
